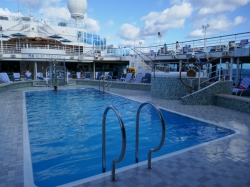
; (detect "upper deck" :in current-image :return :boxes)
[0,26,249,64]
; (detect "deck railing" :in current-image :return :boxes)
[0,32,249,57]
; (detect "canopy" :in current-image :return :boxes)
[49,34,63,39]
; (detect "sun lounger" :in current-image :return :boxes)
[232,78,250,95]
[143,73,151,83]
[25,72,32,80]
[123,73,133,82]
[134,73,143,83]
[13,73,21,81]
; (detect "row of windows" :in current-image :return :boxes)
[77,31,106,46]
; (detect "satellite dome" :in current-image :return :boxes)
[67,0,87,27]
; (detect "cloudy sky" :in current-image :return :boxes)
[0,0,249,47]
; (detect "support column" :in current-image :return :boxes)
[235,57,240,86]
[33,61,37,80]
[178,60,182,72]
[229,57,233,81]
[93,61,96,79]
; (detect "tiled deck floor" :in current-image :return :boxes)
[0,85,250,187]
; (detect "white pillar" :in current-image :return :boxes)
[34,61,37,80]
[229,57,233,81]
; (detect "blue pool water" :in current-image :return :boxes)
[25,88,234,186]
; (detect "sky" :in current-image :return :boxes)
[0,0,250,48]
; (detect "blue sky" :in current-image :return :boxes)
[0,0,250,47]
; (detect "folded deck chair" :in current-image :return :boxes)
[232,78,250,95]
[143,73,151,83]
[134,73,144,83]
[123,73,133,82]
[76,72,82,79]
[85,72,91,79]
[25,72,32,80]
[13,73,21,81]
[116,72,123,81]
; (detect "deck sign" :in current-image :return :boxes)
[26,54,63,59]
[21,48,65,59]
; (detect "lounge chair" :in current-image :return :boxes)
[37,72,43,80]
[85,72,91,79]
[232,78,250,95]
[115,72,123,81]
[143,73,151,83]
[0,72,11,83]
[134,73,144,83]
[67,72,72,78]
[76,72,82,79]
[123,73,133,82]
[25,72,32,80]
[13,73,21,81]
[238,39,249,48]
[96,72,102,80]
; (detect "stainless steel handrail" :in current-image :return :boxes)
[135,101,166,169]
[102,105,126,182]
[99,74,113,92]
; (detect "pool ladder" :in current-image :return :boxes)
[102,101,166,182]
[99,74,113,92]
[102,105,126,182]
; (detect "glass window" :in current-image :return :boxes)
[87,33,92,39]
[87,38,92,44]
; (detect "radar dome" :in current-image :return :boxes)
[67,0,87,27]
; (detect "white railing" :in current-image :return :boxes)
[0,32,249,58]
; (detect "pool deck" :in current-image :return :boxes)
[0,85,250,187]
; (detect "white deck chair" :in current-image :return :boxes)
[76,72,82,79]
[13,73,21,81]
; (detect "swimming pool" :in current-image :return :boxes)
[24,88,234,186]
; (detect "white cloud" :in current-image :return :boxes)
[117,1,193,41]
[140,2,193,36]
[83,15,100,33]
[105,20,114,28]
[118,39,136,47]
[0,8,13,16]
[40,7,71,22]
[117,23,140,40]
[187,15,246,38]
[190,0,250,16]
